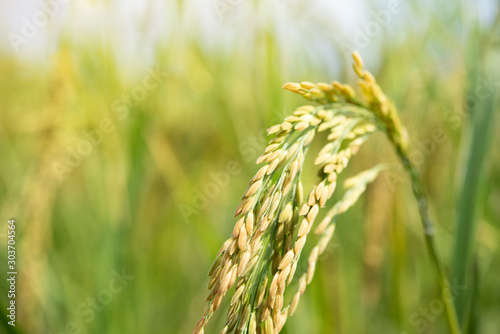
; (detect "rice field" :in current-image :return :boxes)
[0,1,499,333]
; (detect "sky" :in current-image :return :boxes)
[0,0,496,72]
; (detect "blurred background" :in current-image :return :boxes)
[0,0,499,333]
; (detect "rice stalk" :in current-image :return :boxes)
[193,52,461,334]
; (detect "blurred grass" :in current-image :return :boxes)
[452,12,499,332]
[0,1,499,334]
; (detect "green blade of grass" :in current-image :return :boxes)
[452,41,498,331]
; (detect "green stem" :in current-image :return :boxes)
[395,147,462,334]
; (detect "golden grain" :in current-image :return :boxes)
[237,251,250,276]
[241,196,256,215]
[232,217,244,239]
[241,255,259,277]
[307,190,316,206]
[256,153,270,165]
[231,284,245,305]
[255,278,268,308]
[278,250,294,270]
[317,82,333,91]
[261,305,271,322]
[287,262,297,285]
[248,313,257,334]
[281,121,292,131]
[306,262,316,284]
[294,235,307,254]
[315,182,325,200]
[274,293,284,311]
[315,216,331,235]
[228,239,238,255]
[265,143,280,153]
[238,226,247,250]
[253,165,269,182]
[244,179,263,198]
[319,188,329,207]
[306,204,319,222]
[352,63,363,77]
[297,219,310,237]
[300,81,315,90]
[294,122,309,131]
[267,124,282,135]
[299,203,309,216]
[309,246,319,264]
[278,268,290,291]
[269,273,279,298]
[259,216,271,232]
[289,292,300,316]
[233,201,244,217]
[263,317,274,334]
[219,270,232,294]
[244,215,253,235]
[282,82,301,92]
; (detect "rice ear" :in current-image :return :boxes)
[194,53,412,333]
